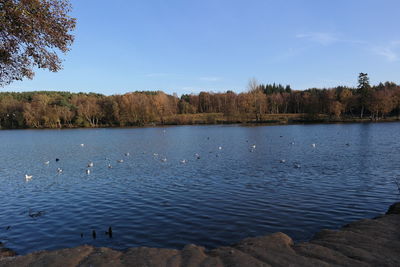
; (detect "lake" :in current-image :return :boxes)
[0,123,399,255]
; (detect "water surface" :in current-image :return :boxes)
[0,123,399,254]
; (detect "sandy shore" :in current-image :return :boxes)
[1,202,399,266]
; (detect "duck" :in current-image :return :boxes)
[86,169,90,174]
[117,159,124,163]
[160,157,167,162]
[251,144,256,149]
[294,163,301,168]
[29,209,45,218]
[180,159,187,164]
[311,143,316,148]
[80,144,85,147]
[88,162,94,167]
[125,152,130,156]
[25,174,32,181]
[57,168,63,173]
[108,164,113,169]
[280,159,286,163]
[44,161,50,165]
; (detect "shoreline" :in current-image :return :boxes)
[1,202,399,266]
[0,115,399,131]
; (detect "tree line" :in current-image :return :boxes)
[0,75,399,129]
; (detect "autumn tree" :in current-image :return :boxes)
[98,95,120,126]
[246,78,267,121]
[222,91,238,119]
[0,95,23,128]
[71,94,102,127]
[0,0,76,86]
[198,92,212,113]
[120,93,154,126]
[268,93,283,114]
[368,89,393,119]
[22,94,51,127]
[237,93,253,121]
[337,87,355,116]
[153,92,175,123]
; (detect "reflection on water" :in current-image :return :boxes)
[0,123,399,254]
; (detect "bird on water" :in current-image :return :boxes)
[105,226,113,238]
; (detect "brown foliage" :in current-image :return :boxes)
[0,79,400,129]
[0,0,76,86]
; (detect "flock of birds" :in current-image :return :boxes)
[23,140,321,182]
[19,134,342,244]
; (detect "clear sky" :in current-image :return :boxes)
[3,0,400,95]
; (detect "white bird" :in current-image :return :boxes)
[153,153,159,157]
[80,144,85,147]
[44,161,50,165]
[25,174,32,181]
[251,144,256,149]
[280,159,286,163]
[160,157,167,162]
[180,159,187,164]
[88,162,94,167]
[57,168,63,173]
[311,143,316,148]
[194,153,200,159]
[218,146,222,150]
[117,159,124,163]
[86,169,90,174]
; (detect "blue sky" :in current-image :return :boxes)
[3,0,400,95]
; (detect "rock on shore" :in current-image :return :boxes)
[1,202,399,267]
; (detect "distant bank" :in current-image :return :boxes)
[1,112,400,130]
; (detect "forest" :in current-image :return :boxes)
[0,74,399,129]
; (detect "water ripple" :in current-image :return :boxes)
[0,124,399,254]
